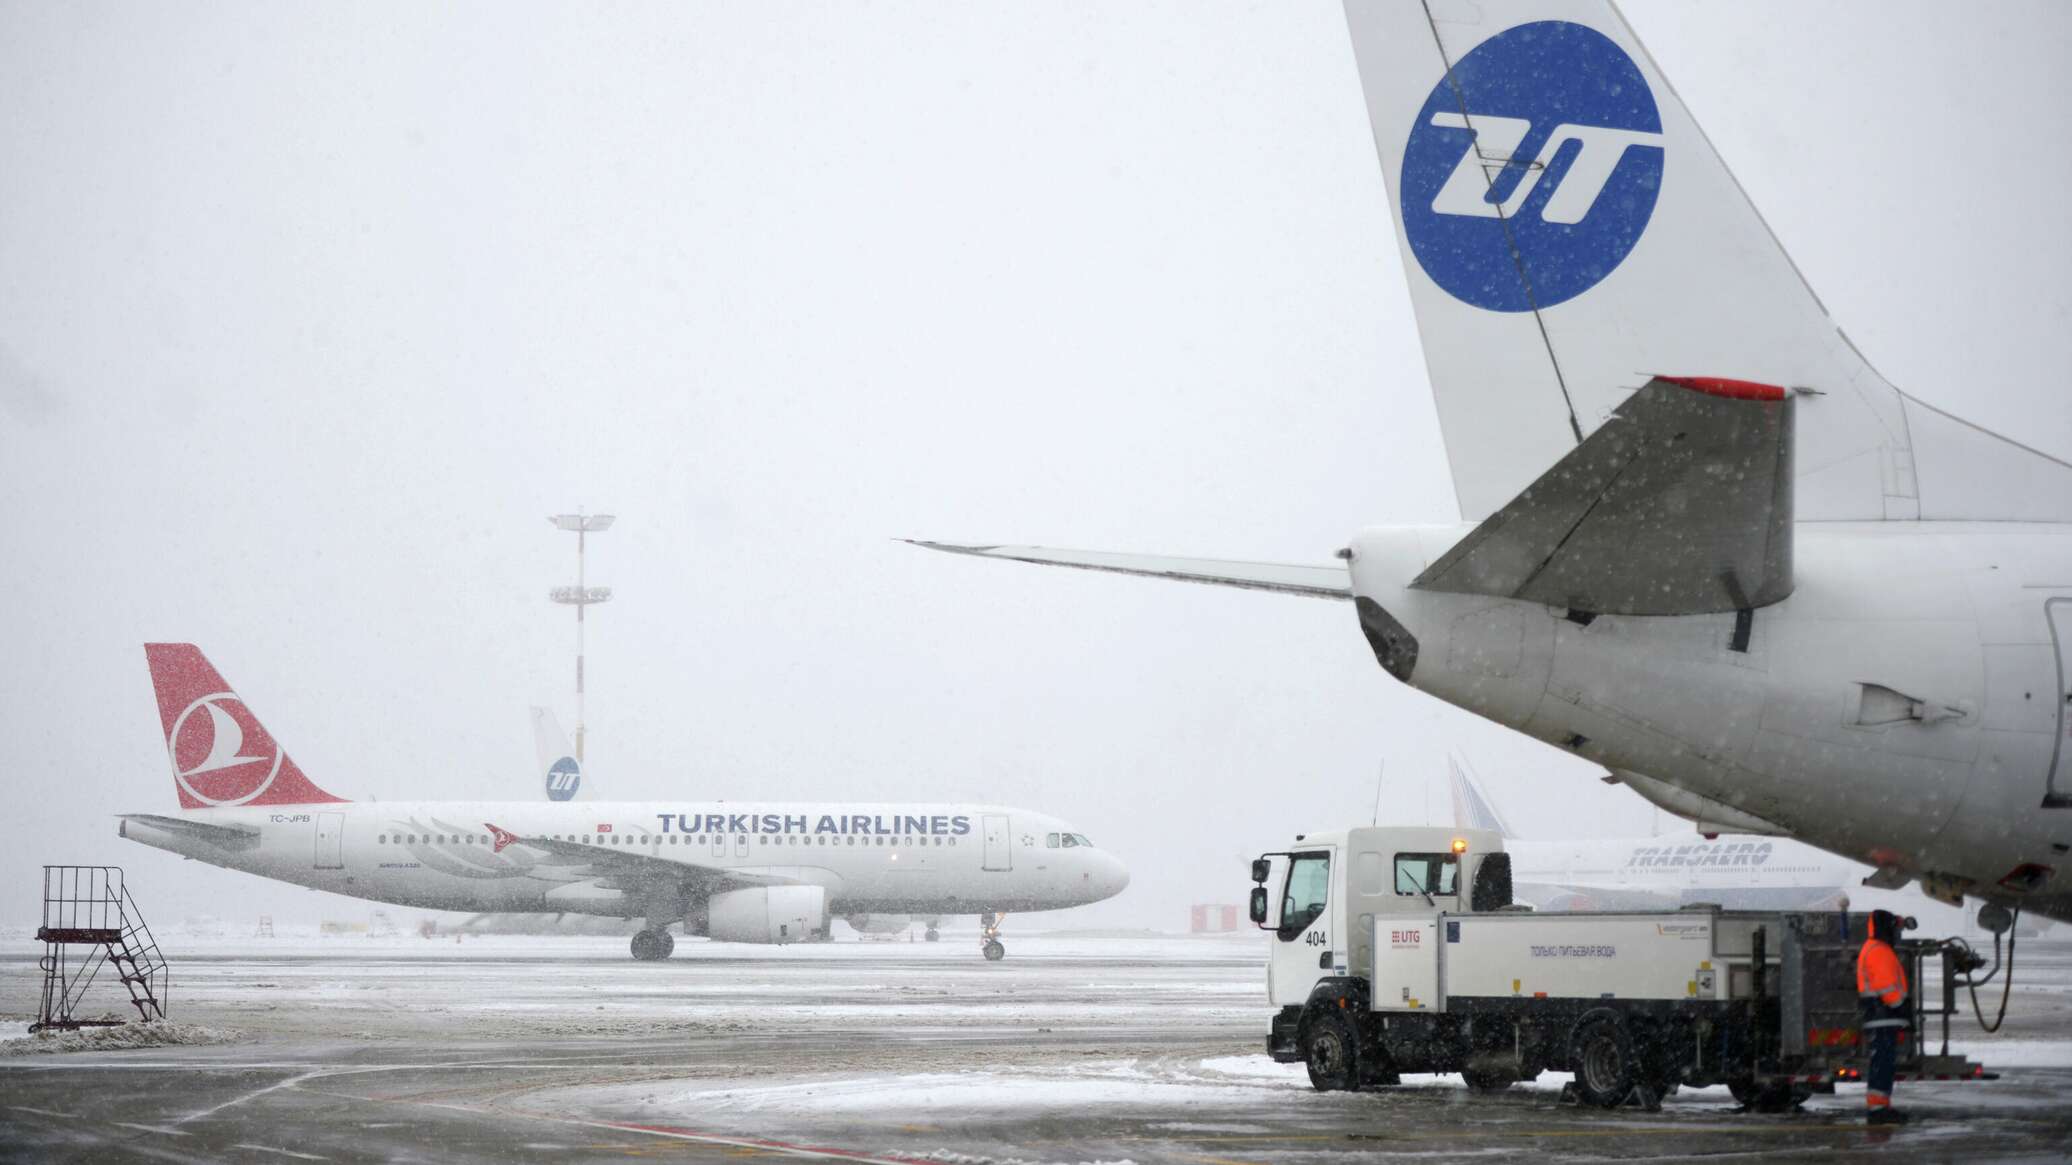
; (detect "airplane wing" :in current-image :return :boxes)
[1514,879,1848,914]
[1410,377,1795,616]
[902,542,1351,600]
[1513,882,1681,913]
[498,829,790,895]
[119,813,260,851]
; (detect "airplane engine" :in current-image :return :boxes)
[707,886,827,944]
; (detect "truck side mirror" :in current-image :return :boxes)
[1248,886,1269,926]
[1470,852,1513,913]
[1250,858,1271,885]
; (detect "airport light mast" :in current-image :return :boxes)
[548,511,614,764]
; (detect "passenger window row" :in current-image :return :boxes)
[374,832,960,848]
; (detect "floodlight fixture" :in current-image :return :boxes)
[547,509,615,763]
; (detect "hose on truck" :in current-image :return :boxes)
[1936,907,2020,1034]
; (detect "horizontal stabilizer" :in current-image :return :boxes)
[902,542,1350,600]
[119,813,260,850]
[1412,377,1792,616]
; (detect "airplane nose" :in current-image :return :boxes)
[1104,854,1130,897]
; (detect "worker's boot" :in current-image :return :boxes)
[1866,1107,1910,1126]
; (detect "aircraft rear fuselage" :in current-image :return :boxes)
[1349,520,2072,924]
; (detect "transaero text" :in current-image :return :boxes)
[1625,841,1772,868]
[655,812,973,837]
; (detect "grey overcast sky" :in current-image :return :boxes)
[3,2,2068,930]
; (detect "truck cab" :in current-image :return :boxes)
[1257,826,1509,1012]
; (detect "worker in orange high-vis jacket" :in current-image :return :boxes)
[1857,909,1911,1125]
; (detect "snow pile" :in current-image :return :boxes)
[0,1020,243,1056]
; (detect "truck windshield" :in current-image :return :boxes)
[1394,853,1458,897]
[1280,854,1329,938]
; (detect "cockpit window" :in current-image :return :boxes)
[1062,833,1092,848]
[1046,833,1060,848]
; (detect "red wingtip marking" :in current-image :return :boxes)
[1658,375,1787,402]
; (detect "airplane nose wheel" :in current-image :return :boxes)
[630,927,675,961]
[980,911,1006,961]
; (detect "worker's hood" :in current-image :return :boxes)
[1868,909,1901,942]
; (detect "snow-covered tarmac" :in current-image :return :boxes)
[2,929,2070,1162]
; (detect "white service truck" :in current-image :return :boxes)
[1251,826,1986,1109]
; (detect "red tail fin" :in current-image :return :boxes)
[145,644,348,809]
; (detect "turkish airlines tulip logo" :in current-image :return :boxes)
[169,692,284,806]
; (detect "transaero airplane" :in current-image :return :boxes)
[914,1,2072,927]
[120,644,1129,960]
[1446,757,1863,914]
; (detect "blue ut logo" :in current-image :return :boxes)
[546,756,581,801]
[1400,21,1665,312]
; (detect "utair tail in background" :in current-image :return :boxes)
[911,1,2072,925]
[123,644,1128,961]
[531,706,583,801]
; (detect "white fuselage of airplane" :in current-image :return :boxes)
[1351,520,2072,923]
[122,800,1129,921]
[1505,834,1863,912]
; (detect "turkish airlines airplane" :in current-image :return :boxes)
[525,705,944,938]
[914,1,2072,926]
[121,644,1130,960]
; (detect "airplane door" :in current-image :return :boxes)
[2047,599,2072,807]
[981,815,1011,871]
[315,813,345,869]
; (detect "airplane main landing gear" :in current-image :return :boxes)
[980,911,1006,961]
[631,927,675,961]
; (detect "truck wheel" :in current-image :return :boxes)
[1302,1010,1360,1092]
[1569,1012,1638,1108]
[1462,1067,1516,1093]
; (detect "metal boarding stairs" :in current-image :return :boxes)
[32,866,169,1032]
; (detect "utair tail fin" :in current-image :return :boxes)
[145,644,347,809]
[1447,754,1514,839]
[1340,0,2072,523]
[531,706,583,801]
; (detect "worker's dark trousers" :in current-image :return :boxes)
[1864,1025,1899,1109]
